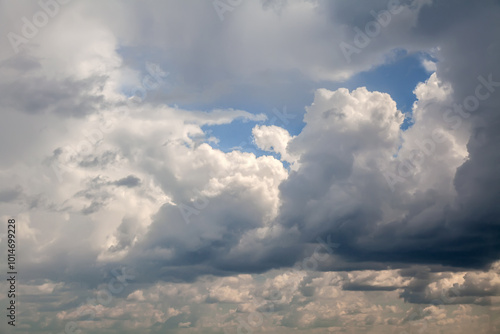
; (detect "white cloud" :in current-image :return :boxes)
[252,124,298,164]
[422,58,437,72]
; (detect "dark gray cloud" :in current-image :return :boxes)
[0,185,22,203]
[112,175,141,188]
[268,0,500,273]
[398,264,500,306]
[0,76,106,117]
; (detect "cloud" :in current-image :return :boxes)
[112,175,141,188]
[0,0,500,332]
[0,186,22,203]
[274,68,500,271]
[252,125,296,162]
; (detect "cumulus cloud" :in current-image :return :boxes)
[252,124,298,164]
[0,0,500,333]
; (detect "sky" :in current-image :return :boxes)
[0,0,499,333]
